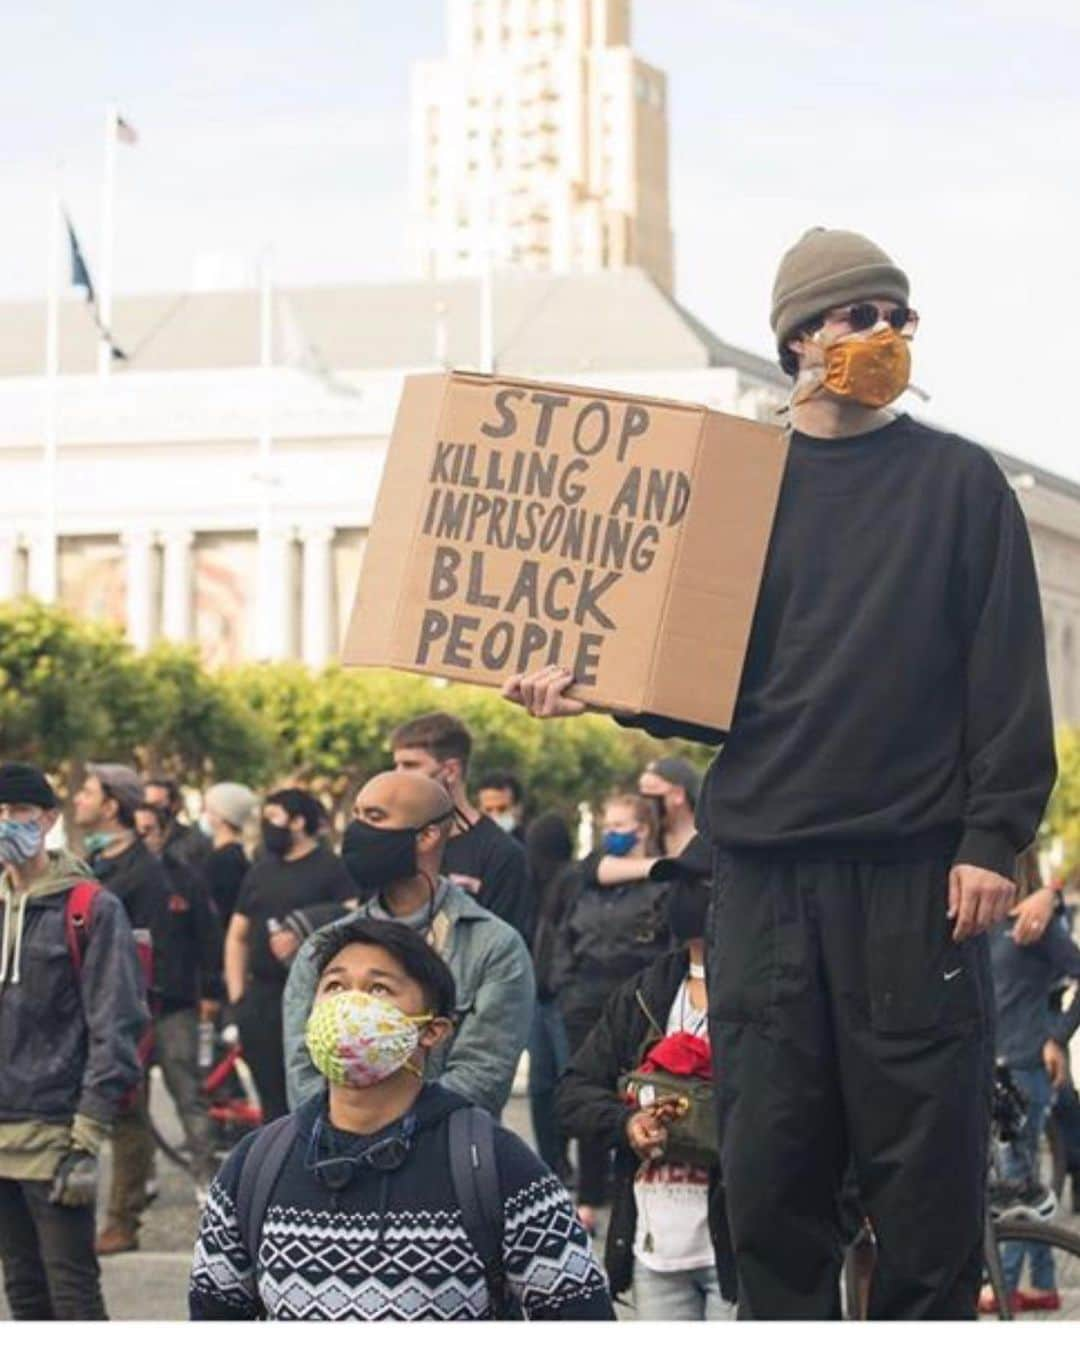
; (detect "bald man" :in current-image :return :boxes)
[280,772,535,1116]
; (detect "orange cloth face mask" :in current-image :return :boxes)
[793,325,912,409]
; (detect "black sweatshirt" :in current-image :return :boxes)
[620,416,1056,879]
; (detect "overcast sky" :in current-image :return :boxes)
[4,0,1079,478]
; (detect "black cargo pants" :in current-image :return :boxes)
[708,852,994,1320]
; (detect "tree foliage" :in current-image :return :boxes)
[1045,725,1080,881]
[0,600,715,824]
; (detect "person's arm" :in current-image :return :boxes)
[191,877,225,1005]
[954,479,1056,882]
[557,980,638,1150]
[613,711,726,747]
[593,854,654,887]
[496,1129,615,1320]
[1011,886,1060,947]
[224,913,251,1007]
[188,1137,261,1320]
[439,928,535,1115]
[281,933,327,1110]
[1042,923,1080,1048]
[75,890,148,1130]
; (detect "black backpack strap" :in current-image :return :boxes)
[449,1105,514,1319]
[236,1115,297,1282]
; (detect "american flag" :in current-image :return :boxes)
[116,114,138,145]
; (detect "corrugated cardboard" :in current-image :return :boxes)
[343,371,788,730]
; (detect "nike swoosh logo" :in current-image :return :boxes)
[944,968,962,982]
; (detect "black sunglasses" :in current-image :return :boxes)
[306,1113,418,1189]
[828,302,919,336]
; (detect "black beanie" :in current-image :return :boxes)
[0,763,58,810]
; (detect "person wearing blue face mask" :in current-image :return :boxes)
[0,762,147,1319]
[549,793,670,1234]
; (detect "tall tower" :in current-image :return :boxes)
[410,0,674,292]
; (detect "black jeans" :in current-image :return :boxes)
[0,1177,106,1320]
[236,979,289,1123]
[563,999,615,1208]
[708,852,994,1321]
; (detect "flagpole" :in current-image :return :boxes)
[255,249,277,661]
[39,172,61,601]
[97,102,117,379]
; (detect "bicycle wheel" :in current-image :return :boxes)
[988,1218,1080,1320]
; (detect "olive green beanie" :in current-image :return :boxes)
[770,228,909,346]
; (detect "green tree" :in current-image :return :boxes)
[138,644,274,786]
[1045,725,1080,881]
[0,599,155,767]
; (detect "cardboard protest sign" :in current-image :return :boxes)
[343,371,788,729]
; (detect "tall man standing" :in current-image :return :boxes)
[503,228,1057,1320]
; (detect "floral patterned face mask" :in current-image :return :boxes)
[305,990,433,1088]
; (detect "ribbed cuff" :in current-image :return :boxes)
[953,828,1018,883]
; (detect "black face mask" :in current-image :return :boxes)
[667,878,711,943]
[261,821,294,857]
[342,819,419,889]
[342,812,452,890]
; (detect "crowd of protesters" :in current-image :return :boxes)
[1,227,1078,1323]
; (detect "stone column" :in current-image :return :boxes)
[301,526,334,668]
[255,526,292,662]
[123,529,156,652]
[0,535,20,601]
[161,530,194,643]
[28,532,58,603]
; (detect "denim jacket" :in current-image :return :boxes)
[282,879,535,1116]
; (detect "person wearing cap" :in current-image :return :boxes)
[558,835,735,1320]
[201,782,256,929]
[73,764,173,1256]
[550,793,671,1234]
[505,228,1056,1319]
[0,763,146,1319]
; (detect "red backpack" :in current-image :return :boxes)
[65,881,156,1106]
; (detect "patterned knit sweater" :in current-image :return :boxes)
[189,1084,613,1321]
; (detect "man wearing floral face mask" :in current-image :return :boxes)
[190,916,610,1321]
[504,228,1057,1319]
[280,772,534,1119]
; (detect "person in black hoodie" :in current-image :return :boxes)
[558,835,735,1319]
[73,763,171,1256]
[552,793,670,1232]
[505,229,1057,1320]
[189,916,612,1321]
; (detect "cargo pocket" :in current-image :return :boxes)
[707,851,774,1027]
[866,860,985,1036]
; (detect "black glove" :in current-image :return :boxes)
[49,1150,98,1208]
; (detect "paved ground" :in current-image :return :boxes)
[0,1069,614,1321]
